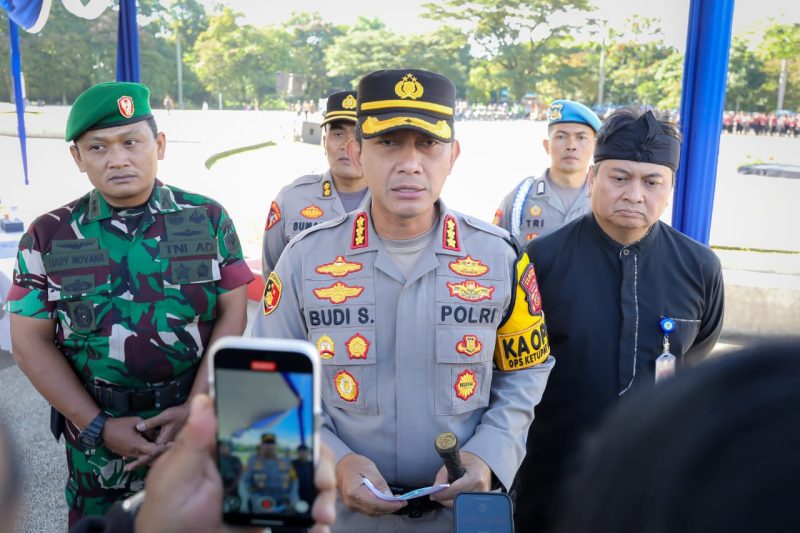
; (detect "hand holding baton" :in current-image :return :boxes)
[435,432,466,482]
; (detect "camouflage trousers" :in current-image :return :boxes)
[64,439,148,528]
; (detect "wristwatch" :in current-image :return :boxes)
[78,411,111,449]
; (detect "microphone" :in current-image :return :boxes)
[435,432,466,482]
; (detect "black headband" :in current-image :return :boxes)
[594,111,681,171]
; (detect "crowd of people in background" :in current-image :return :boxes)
[723,111,800,136]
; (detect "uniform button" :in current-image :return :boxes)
[622,249,630,256]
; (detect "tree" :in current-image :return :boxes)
[758,23,800,110]
[285,12,346,98]
[726,37,768,111]
[423,0,594,101]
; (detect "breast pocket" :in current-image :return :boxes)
[434,326,495,415]
[160,254,221,322]
[46,265,112,338]
[667,317,701,358]
[311,328,378,415]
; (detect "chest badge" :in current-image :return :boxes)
[454,369,477,401]
[446,280,494,302]
[346,333,370,359]
[315,256,363,278]
[456,335,483,357]
[449,256,489,277]
[334,370,359,402]
[313,282,364,304]
[316,335,335,359]
[529,205,542,217]
[300,205,324,219]
[266,201,281,231]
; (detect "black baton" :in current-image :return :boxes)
[435,432,466,482]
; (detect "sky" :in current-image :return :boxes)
[200,0,800,50]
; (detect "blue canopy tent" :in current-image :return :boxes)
[1,0,140,185]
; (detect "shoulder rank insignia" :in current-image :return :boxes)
[492,209,503,225]
[442,214,460,251]
[346,333,370,359]
[300,205,324,219]
[266,201,281,231]
[262,272,282,315]
[456,335,483,357]
[315,256,363,278]
[530,205,542,217]
[352,212,369,249]
[335,370,359,402]
[316,335,335,359]
[342,94,357,109]
[395,73,424,100]
[520,263,543,314]
[536,181,546,195]
[322,180,332,197]
[454,369,477,401]
[313,282,364,304]
[446,280,494,302]
[449,256,489,277]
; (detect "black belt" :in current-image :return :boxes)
[86,369,196,414]
[390,489,442,518]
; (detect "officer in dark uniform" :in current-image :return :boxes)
[7,82,253,526]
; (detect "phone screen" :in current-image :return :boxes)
[213,344,316,529]
[454,492,514,533]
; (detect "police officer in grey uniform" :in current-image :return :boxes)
[262,91,367,275]
[495,100,601,245]
[253,69,554,532]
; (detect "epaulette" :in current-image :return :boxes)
[282,212,349,252]
[462,215,518,253]
[290,173,324,187]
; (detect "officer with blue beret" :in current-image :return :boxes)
[494,99,601,244]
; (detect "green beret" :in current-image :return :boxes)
[65,82,153,142]
[321,90,358,127]
[357,69,456,142]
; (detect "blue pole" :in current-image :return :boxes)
[116,0,141,82]
[8,19,29,185]
[672,0,736,244]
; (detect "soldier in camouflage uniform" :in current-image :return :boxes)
[6,82,252,526]
[262,90,367,275]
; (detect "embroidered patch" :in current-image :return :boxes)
[316,335,335,359]
[334,370,358,402]
[395,73,424,99]
[345,333,370,359]
[342,94,357,109]
[262,271,282,315]
[492,209,503,225]
[446,280,494,302]
[454,369,477,401]
[449,256,489,277]
[300,205,324,219]
[520,263,542,314]
[442,215,460,251]
[315,256,363,278]
[352,212,368,249]
[266,201,281,231]
[529,205,542,217]
[117,95,134,118]
[525,233,538,241]
[313,282,364,304]
[456,335,482,357]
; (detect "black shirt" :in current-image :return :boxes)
[515,213,724,532]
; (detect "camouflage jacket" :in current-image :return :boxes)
[7,180,253,389]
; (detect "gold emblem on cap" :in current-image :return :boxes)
[395,73,424,100]
[548,103,563,121]
[342,94,357,109]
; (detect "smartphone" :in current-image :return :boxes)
[454,492,514,533]
[208,336,321,530]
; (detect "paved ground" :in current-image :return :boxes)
[1,108,798,531]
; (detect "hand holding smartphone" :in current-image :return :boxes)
[208,337,320,530]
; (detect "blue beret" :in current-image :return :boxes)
[547,100,602,132]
